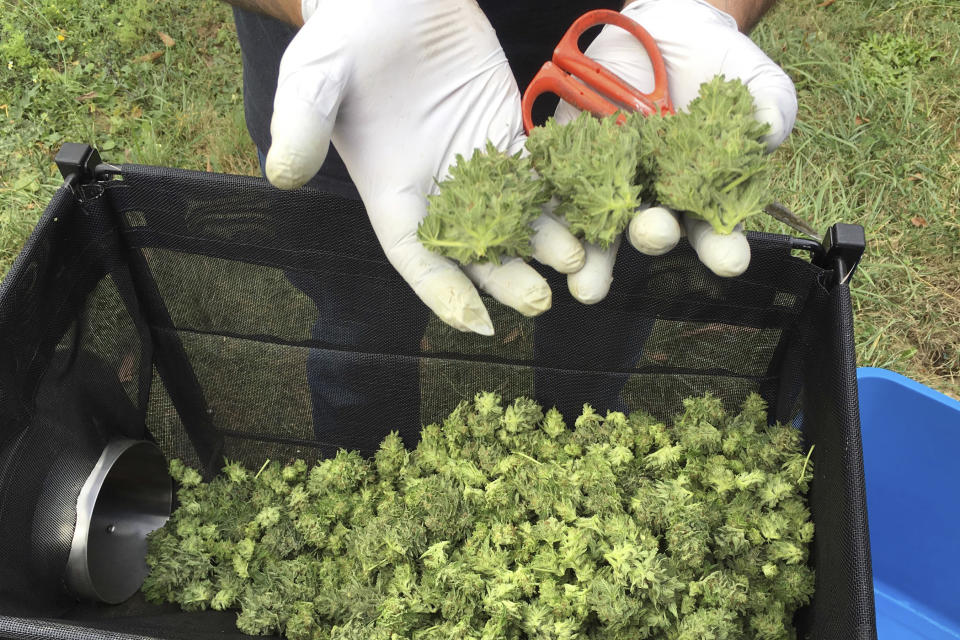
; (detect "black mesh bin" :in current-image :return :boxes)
[0,153,876,640]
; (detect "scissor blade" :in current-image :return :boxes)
[763,202,820,241]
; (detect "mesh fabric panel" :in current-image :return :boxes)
[0,165,876,639]
[795,282,876,639]
[0,187,150,618]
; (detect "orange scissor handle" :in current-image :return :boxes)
[521,9,675,134]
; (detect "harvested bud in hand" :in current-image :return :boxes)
[418,142,548,265]
[636,76,771,234]
[527,111,644,248]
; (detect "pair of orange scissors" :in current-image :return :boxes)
[521,10,675,134]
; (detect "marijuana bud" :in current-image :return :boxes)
[636,75,772,234]
[418,141,549,264]
[143,393,814,640]
[527,111,644,248]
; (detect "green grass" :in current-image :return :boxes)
[0,0,257,269]
[751,0,960,397]
[1,0,958,398]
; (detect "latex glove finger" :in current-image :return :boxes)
[398,246,495,335]
[629,205,682,256]
[264,19,350,189]
[567,238,621,304]
[391,243,495,335]
[749,83,797,153]
[514,148,585,273]
[369,193,494,335]
[463,259,552,317]
[530,205,586,274]
[683,215,750,277]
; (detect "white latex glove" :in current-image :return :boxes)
[555,0,798,300]
[266,0,585,335]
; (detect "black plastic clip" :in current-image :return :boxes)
[815,223,866,286]
[55,143,122,201]
[55,143,102,193]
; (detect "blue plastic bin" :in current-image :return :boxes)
[857,367,960,639]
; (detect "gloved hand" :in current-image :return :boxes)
[556,0,798,302]
[265,0,586,335]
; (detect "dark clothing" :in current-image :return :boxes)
[232,1,620,196]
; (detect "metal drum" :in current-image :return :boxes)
[66,440,172,604]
